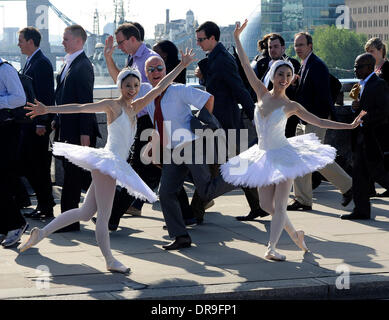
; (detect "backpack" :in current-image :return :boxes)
[0,60,35,124]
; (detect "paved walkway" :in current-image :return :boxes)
[1,182,389,300]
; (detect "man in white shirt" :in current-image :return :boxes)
[143,56,235,250]
[0,57,29,247]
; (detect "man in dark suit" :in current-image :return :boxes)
[17,26,55,219]
[54,25,100,232]
[195,21,267,222]
[287,32,353,212]
[341,53,389,220]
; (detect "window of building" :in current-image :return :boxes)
[369,20,372,27]
[369,7,372,13]
[358,7,362,14]
[385,34,388,41]
[358,21,362,28]
[385,5,388,12]
[353,8,357,14]
[363,21,367,28]
[379,6,382,13]
[374,20,377,27]
[363,7,367,14]
[379,20,383,27]
[374,6,377,13]
[385,20,389,27]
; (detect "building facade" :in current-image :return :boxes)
[346,0,389,42]
[241,0,345,60]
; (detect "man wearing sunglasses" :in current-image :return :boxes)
[194,21,266,223]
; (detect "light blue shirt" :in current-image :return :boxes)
[359,71,376,97]
[130,43,160,117]
[146,84,211,149]
[0,58,26,110]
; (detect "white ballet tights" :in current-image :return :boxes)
[39,170,122,268]
[258,179,296,252]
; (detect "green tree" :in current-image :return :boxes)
[312,25,367,79]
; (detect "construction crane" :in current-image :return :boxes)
[93,9,100,36]
[113,0,125,30]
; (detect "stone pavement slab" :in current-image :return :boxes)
[1,182,389,300]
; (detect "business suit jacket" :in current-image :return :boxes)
[23,49,55,126]
[295,53,333,119]
[203,42,255,132]
[352,74,389,166]
[55,51,100,145]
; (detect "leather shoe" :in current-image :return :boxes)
[162,235,191,250]
[376,190,389,197]
[341,188,353,207]
[25,208,54,220]
[340,212,370,220]
[236,208,269,221]
[287,200,312,211]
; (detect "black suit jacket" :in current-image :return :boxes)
[295,53,333,119]
[23,49,55,127]
[352,73,389,164]
[55,51,100,145]
[203,42,255,131]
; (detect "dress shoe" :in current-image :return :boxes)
[24,208,54,220]
[162,235,191,250]
[341,188,353,207]
[340,213,370,220]
[2,223,29,248]
[91,217,118,232]
[53,223,80,233]
[287,200,312,211]
[236,208,269,221]
[0,234,6,245]
[376,190,389,197]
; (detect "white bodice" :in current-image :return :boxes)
[254,105,289,151]
[105,109,137,160]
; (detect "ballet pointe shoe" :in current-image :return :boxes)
[293,230,309,252]
[18,227,43,253]
[106,259,131,274]
[264,247,286,261]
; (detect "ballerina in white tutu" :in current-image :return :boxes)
[18,49,195,274]
[221,20,366,261]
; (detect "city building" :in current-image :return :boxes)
[240,0,345,60]
[346,0,389,42]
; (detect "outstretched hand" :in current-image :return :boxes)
[104,35,116,58]
[234,19,248,39]
[350,110,367,129]
[24,99,48,119]
[180,48,196,68]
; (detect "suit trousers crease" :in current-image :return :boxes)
[0,122,26,234]
[353,141,389,214]
[159,145,235,238]
[294,123,352,206]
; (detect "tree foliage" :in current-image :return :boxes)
[312,25,367,79]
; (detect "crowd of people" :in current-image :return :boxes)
[0,18,388,271]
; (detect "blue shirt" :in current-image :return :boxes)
[146,84,211,149]
[0,58,26,110]
[129,43,160,117]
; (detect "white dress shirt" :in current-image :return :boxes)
[60,49,84,83]
[146,84,211,149]
[0,58,26,110]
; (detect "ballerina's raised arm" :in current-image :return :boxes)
[233,20,269,101]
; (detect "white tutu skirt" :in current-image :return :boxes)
[53,142,158,203]
[220,133,336,188]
